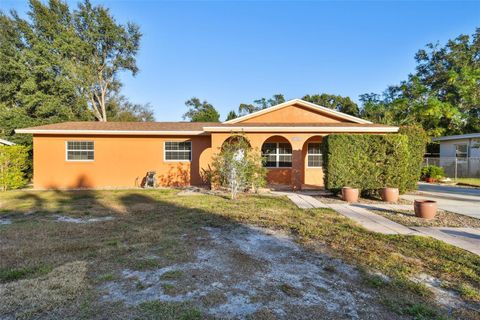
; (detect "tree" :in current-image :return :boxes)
[359,28,480,136]
[303,93,360,116]
[72,0,141,121]
[237,94,285,116]
[0,145,28,191]
[183,97,220,122]
[0,0,141,126]
[107,97,155,122]
[225,110,238,121]
[210,135,267,199]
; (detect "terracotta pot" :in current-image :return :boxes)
[342,187,359,203]
[380,187,399,203]
[425,177,436,183]
[414,200,437,219]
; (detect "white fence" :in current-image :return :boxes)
[423,157,480,179]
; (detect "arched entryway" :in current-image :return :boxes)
[302,136,325,188]
[261,136,292,187]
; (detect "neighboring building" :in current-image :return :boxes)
[16,99,398,190]
[432,133,480,178]
[0,139,16,146]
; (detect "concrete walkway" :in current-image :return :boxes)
[282,191,480,255]
[401,182,480,219]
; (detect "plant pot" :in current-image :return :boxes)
[380,187,399,203]
[425,177,436,183]
[414,200,437,219]
[342,187,359,203]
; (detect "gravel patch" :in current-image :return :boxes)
[100,224,391,319]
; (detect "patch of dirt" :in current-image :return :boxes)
[99,225,397,319]
[0,261,88,319]
[370,209,480,228]
[54,215,115,224]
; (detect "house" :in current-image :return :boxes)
[0,139,16,146]
[16,99,398,190]
[431,133,480,178]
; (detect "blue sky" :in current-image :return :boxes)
[2,1,479,121]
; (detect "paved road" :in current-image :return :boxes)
[417,182,480,196]
[401,183,480,219]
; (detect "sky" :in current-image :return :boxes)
[1,1,479,121]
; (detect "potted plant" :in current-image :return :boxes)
[414,200,437,219]
[379,187,399,203]
[421,165,445,183]
[342,187,359,202]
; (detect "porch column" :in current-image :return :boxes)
[291,140,304,190]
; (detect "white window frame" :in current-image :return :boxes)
[65,141,95,162]
[164,141,192,162]
[262,142,292,168]
[306,142,323,168]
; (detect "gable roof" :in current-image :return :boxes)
[432,133,480,142]
[223,99,372,124]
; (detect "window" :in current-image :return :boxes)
[455,144,468,159]
[262,142,292,168]
[165,141,191,161]
[66,141,94,161]
[307,143,323,167]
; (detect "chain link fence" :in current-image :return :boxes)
[423,157,480,179]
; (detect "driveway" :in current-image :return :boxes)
[401,182,480,219]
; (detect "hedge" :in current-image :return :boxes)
[0,145,29,191]
[323,129,425,194]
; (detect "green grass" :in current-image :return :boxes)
[0,189,478,319]
[455,178,480,187]
[138,301,202,320]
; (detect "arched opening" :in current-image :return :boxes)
[221,135,251,150]
[302,136,325,188]
[261,136,292,187]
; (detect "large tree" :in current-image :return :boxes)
[360,28,480,136]
[183,97,220,122]
[302,93,360,117]
[0,0,144,145]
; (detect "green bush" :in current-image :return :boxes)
[398,126,428,190]
[323,134,416,194]
[0,145,29,191]
[421,165,445,180]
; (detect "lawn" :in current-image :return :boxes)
[0,189,479,319]
[456,178,480,187]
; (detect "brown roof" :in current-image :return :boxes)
[17,121,214,132]
[17,121,395,132]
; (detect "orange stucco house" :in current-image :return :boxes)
[16,99,398,190]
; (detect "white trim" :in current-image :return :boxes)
[262,142,292,168]
[15,129,205,136]
[163,141,192,162]
[223,99,372,124]
[65,140,95,162]
[0,139,15,146]
[203,126,398,133]
[306,142,323,168]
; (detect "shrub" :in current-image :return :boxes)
[0,145,29,191]
[398,126,428,189]
[323,134,413,194]
[210,135,267,199]
[421,165,445,180]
